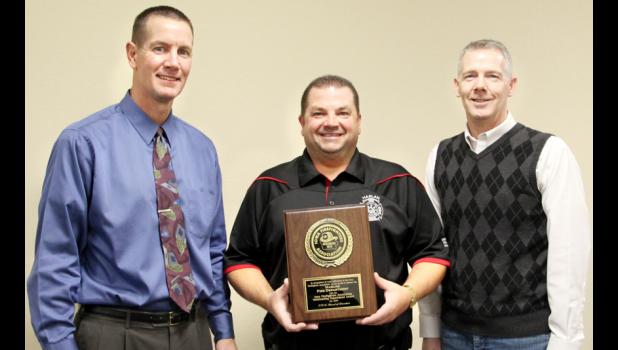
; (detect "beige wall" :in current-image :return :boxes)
[26,1,592,349]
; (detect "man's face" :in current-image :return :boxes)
[127,15,193,104]
[299,86,361,161]
[454,48,516,125]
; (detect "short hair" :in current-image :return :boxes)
[457,39,513,78]
[131,6,193,47]
[300,75,360,115]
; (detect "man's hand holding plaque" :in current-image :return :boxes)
[266,278,319,332]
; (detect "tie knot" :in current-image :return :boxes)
[154,128,165,143]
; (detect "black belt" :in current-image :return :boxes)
[82,304,194,326]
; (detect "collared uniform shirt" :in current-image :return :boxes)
[27,92,235,350]
[224,149,450,348]
[419,113,591,350]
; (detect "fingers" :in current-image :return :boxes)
[271,278,319,332]
[373,272,395,291]
[355,304,391,326]
[285,321,319,332]
[356,273,408,326]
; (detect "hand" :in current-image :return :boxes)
[355,272,410,326]
[215,338,238,350]
[422,337,441,350]
[266,278,319,332]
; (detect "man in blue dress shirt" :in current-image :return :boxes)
[27,6,237,350]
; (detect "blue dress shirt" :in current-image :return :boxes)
[27,92,235,350]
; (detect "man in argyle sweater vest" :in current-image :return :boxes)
[419,39,590,350]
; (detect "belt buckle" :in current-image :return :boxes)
[168,311,181,326]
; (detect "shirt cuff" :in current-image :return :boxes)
[547,334,583,350]
[208,310,235,342]
[43,337,79,350]
[419,314,442,338]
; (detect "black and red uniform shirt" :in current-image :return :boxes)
[224,149,450,348]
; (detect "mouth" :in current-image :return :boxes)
[319,132,343,138]
[470,97,492,104]
[157,74,181,82]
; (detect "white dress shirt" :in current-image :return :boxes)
[419,113,591,350]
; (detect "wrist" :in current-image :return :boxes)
[402,284,418,308]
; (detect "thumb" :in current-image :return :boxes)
[282,278,290,292]
[373,272,390,290]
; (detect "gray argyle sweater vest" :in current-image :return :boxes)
[435,123,552,337]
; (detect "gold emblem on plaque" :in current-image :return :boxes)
[305,218,353,267]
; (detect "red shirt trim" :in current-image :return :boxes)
[410,257,451,267]
[224,264,262,275]
[254,176,288,185]
[376,173,412,184]
[376,173,425,190]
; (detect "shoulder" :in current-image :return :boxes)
[515,123,553,143]
[55,104,120,148]
[239,157,300,206]
[64,104,119,136]
[361,153,423,188]
[174,117,217,150]
[538,135,578,163]
[253,157,301,188]
[437,131,465,150]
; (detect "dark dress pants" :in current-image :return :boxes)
[74,306,213,350]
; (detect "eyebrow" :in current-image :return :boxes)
[149,41,192,50]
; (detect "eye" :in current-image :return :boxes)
[153,46,165,53]
[178,48,192,58]
[337,111,351,118]
[311,111,326,117]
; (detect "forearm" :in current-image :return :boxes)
[204,194,235,340]
[405,262,446,300]
[227,268,273,310]
[28,130,91,349]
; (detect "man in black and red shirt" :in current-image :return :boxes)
[224,75,450,350]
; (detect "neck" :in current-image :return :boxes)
[466,111,508,138]
[130,89,173,125]
[308,149,355,181]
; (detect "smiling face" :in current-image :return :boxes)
[454,48,517,132]
[127,15,193,106]
[299,85,361,165]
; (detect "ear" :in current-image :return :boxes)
[508,75,518,97]
[357,113,362,135]
[126,41,138,69]
[298,115,305,134]
[453,78,461,97]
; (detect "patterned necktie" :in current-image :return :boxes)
[153,128,196,312]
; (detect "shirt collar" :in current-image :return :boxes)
[298,148,365,186]
[464,111,517,149]
[119,90,181,146]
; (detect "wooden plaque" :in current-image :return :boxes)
[283,203,377,323]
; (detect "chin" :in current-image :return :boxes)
[470,112,494,121]
[155,91,180,102]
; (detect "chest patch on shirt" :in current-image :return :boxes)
[361,194,383,222]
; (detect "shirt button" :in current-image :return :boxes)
[329,201,335,206]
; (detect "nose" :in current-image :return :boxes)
[473,76,487,91]
[164,52,180,68]
[323,113,338,127]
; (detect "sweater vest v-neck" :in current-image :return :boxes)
[435,123,552,337]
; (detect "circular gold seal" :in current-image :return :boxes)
[305,218,353,268]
